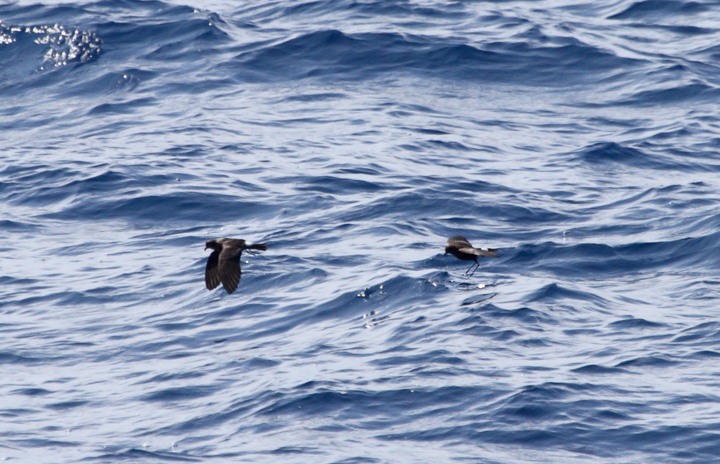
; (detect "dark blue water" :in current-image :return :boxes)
[2,0,720,462]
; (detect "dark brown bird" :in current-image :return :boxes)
[444,235,498,276]
[205,238,267,294]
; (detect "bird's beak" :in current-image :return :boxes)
[204,246,208,251]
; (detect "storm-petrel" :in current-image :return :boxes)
[205,238,267,294]
[444,235,498,277]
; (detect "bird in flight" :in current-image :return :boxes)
[444,235,498,276]
[205,238,267,294]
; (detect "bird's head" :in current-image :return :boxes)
[205,239,219,251]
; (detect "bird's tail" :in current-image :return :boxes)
[246,243,267,251]
[482,248,499,258]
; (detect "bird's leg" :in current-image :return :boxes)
[467,264,478,277]
[464,262,475,276]
[244,249,258,256]
[465,261,480,277]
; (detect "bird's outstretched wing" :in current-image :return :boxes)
[205,250,221,290]
[459,247,499,258]
[218,246,243,294]
[448,236,472,248]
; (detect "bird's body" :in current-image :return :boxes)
[205,238,266,294]
[444,235,498,276]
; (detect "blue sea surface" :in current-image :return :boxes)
[2,0,720,462]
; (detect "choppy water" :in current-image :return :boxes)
[2,0,720,462]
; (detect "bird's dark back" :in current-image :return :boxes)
[447,236,473,249]
[217,238,246,248]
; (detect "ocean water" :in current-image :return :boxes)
[2,0,720,462]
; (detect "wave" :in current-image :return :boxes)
[223,29,637,85]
